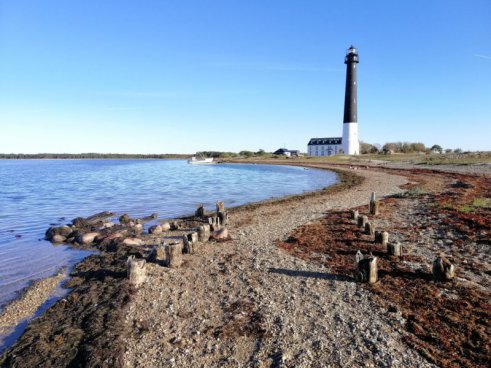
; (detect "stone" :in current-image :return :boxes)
[51,234,66,243]
[166,242,183,268]
[197,225,210,242]
[119,214,132,224]
[160,222,171,231]
[212,228,229,240]
[123,238,144,246]
[76,232,99,245]
[432,257,455,281]
[148,225,163,235]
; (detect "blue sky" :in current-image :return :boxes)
[1,0,490,153]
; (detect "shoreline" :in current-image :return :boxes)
[1,162,489,367]
[0,162,344,356]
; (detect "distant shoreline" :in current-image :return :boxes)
[0,154,190,160]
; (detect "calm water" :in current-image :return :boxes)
[0,160,337,310]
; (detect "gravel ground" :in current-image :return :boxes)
[123,167,435,367]
[0,270,66,340]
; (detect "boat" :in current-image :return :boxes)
[187,156,216,164]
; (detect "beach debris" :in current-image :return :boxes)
[195,204,205,219]
[123,237,143,246]
[387,241,402,257]
[356,255,378,284]
[73,211,114,228]
[166,242,183,268]
[432,257,455,281]
[350,209,359,221]
[364,221,375,236]
[197,224,210,241]
[369,192,380,215]
[357,215,368,228]
[127,256,146,287]
[135,213,159,224]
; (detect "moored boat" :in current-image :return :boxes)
[187,156,215,164]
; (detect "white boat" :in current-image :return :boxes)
[187,156,216,164]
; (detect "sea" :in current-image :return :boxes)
[0,159,337,343]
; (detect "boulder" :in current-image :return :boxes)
[212,228,229,240]
[432,257,455,281]
[148,225,163,235]
[119,214,132,224]
[45,225,72,240]
[51,234,66,243]
[160,222,171,232]
[123,238,144,246]
[76,232,100,245]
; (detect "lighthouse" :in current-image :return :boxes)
[307,46,361,157]
[342,45,360,155]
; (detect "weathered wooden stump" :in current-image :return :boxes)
[216,201,225,214]
[218,211,228,226]
[208,216,221,231]
[170,221,180,230]
[182,234,193,254]
[350,209,359,221]
[432,257,455,281]
[387,241,402,257]
[369,192,379,215]
[357,215,368,228]
[212,227,229,240]
[356,255,378,284]
[195,205,205,219]
[127,256,146,287]
[166,242,183,268]
[197,224,210,242]
[148,244,167,264]
[364,221,375,236]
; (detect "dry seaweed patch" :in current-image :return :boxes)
[214,299,268,339]
[277,172,491,368]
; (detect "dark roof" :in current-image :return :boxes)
[308,137,342,145]
[273,148,290,154]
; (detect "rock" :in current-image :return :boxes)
[133,223,144,232]
[212,228,229,240]
[195,205,205,218]
[148,225,163,235]
[102,221,114,228]
[432,257,455,281]
[119,214,132,224]
[51,234,66,243]
[160,222,171,231]
[45,225,72,240]
[76,232,100,245]
[123,238,144,246]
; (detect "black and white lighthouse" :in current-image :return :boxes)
[342,45,360,155]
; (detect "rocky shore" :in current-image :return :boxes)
[1,163,489,367]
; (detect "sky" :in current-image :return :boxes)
[1,0,490,154]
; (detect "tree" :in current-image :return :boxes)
[360,141,379,154]
[431,144,443,153]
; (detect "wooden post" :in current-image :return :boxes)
[369,192,379,215]
[357,215,368,228]
[432,257,455,281]
[387,241,402,257]
[356,256,378,284]
[148,244,167,264]
[197,225,210,242]
[381,231,389,246]
[218,211,228,226]
[182,234,194,254]
[209,216,221,231]
[195,204,205,219]
[216,201,225,214]
[350,210,359,221]
[364,221,374,236]
[166,242,183,268]
[127,256,146,287]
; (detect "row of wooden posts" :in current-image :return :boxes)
[127,202,228,288]
[353,192,455,284]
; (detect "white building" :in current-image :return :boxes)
[307,138,343,157]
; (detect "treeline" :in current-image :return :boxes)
[197,149,269,158]
[0,153,190,159]
[360,142,462,154]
